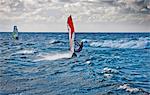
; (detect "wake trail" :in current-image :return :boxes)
[34,51,72,61]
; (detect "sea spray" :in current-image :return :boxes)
[34,51,72,61]
[90,37,149,49]
[15,49,36,54]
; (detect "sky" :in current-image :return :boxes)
[0,0,150,32]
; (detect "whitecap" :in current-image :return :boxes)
[118,84,140,92]
[49,39,64,45]
[104,74,113,79]
[15,49,35,54]
[90,38,149,49]
[81,39,92,43]
[49,39,57,44]
[102,67,118,74]
[90,41,102,47]
[86,61,91,64]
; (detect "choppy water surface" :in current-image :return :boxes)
[0,32,150,95]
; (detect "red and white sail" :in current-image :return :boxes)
[67,15,75,54]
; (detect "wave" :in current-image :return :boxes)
[102,67,119,79]
[81,39,92,43]
[102,67,118,74]
[118,84,141,93]
[34,51,72,61]
[86,61,91,64]
[15,49,36,54]
[49,39,65,45]
[103,74,113,79]
[90,37,149,49]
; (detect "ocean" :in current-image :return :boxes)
[0,32,150,95]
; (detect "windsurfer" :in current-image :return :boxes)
[67,15,83,57]
[13,26,19,40]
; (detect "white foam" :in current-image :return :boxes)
[81,39,92,43]
[49,39,56,44]
[90,38,149,49]
[103,67,118,74]
[118,84,140,92]
[34,51,72,61]
[104,74,113,78]
[16,49,35,54]
[86,61,91,64]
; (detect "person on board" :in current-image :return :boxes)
[13,26,19,40]
[75,40,83,52]
[71,40,83,57]
[15,36,19,40]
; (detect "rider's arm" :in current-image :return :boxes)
[75,41,80,46]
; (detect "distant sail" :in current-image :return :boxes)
[13,26,19,40]
[143,0,150,9]
[67,15,75,54]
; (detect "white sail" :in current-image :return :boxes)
[69,27,75,53]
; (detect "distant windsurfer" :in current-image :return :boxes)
[12,26,19,40]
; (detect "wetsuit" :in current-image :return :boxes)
[75,41,83,52]
[71,41,83,57]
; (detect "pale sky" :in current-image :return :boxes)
[0,0,150,32]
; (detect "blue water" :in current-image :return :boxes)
[0,32,150,95]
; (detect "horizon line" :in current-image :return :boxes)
[0,31,149,33]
